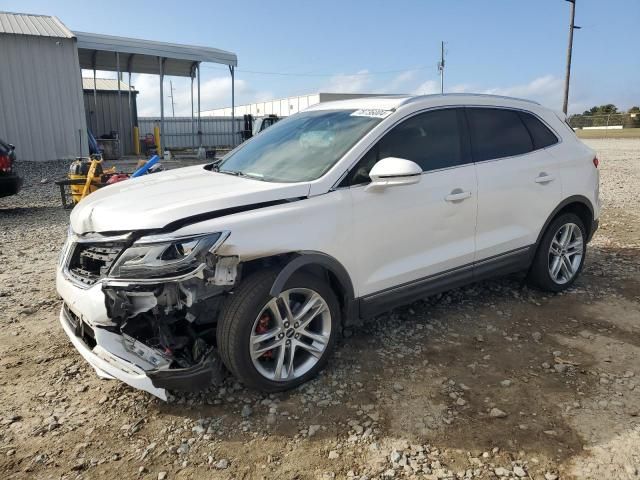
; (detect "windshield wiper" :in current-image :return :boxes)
[217,169,267,181]
[219,169,244,177]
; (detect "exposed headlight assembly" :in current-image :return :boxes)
[109,231,229,280]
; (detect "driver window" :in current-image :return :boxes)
[341,108,463,186]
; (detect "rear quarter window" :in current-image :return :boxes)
[466,108,533,162]
[518,112,559,149]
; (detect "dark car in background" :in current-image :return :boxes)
[0,139,22,198]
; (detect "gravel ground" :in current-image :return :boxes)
[0,139,639,480]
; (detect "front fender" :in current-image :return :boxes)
[269,251,358,324]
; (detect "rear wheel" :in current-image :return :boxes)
[217,269,340,392]
[528,213,587,292]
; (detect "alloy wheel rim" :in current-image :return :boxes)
[548,222,583,285]
[250,288,331,382]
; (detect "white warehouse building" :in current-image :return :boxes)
[203,93,392,118]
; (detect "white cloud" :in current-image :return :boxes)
[449,83,471,93]
[408,74,582,111]
[323,69,372,93]
[133,74,254,117]
[413,79,441,95]
[481,74,564,108]
[384,70,416,93]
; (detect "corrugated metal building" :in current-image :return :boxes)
[138,116,242,149]
[204,93,393,117]
[0,10,238,160]
[0,12,87,161]
[83,78,138,155]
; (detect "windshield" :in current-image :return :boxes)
[216,110,382,183]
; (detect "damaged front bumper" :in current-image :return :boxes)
[56,231,237,400]
[59,303,169,400]
[60,303,224,399]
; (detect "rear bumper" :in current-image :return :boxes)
[0,174,22,197]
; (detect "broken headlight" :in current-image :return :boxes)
[108,232,228,279]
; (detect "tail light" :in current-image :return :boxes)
[0,153,11,173]
[592,156,599,168]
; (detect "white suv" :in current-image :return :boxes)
[57,94,600,399]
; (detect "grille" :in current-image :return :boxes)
[66,242,125,286]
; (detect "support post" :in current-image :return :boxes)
[127,54,135,155]
[191,63,196,150]
[133,126,140,155]
[116,51,122,158]
[159,56,165,154]
[563,0,578,114]
[229,65,235,147]
[91,51,98,135]
[439,41,445,94]
[197,62,202,148]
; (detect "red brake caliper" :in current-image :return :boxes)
[255,313,274,359]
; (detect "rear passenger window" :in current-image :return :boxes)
[518,112,558,149]
[467,108,533,161]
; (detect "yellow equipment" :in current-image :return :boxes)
[69,157,101,204]
[63,156,116,206]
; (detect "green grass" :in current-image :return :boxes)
[575,128,640,139]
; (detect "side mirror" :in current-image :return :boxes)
[366,157,422,190]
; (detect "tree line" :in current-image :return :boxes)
[569,105,640,128]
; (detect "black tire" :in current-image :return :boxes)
[528,212,587,292]
[216,269,340,392]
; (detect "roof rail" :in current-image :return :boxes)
[399,93,541,107]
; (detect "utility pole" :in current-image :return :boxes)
[563,0,580,114]
[437,41,445,94]
[168,80,176,117]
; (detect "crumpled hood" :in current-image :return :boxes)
[70,165,310,234]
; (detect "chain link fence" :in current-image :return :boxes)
[568,113,640,129]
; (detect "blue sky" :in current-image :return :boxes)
[5,0,638,115]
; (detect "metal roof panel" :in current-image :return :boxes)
[82,78,136,92]
[75,31,237,77]
[0,11,74,38]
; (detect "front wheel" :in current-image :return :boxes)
[528,213,587,292]
[217,269,340,392]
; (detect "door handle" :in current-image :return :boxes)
[535,173,556,184]
[445,190,472,202]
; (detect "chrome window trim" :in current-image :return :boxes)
[464,105,562,165]
[342,163,474,191]
[332,103,564,190]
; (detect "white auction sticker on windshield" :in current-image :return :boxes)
[351,108,393,119]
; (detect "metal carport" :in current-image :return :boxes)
[74,31,238,154]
